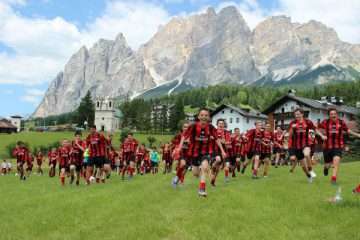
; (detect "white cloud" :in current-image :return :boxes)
[21,88,45,106]
[0,0,170,86]
[274,0,360,44]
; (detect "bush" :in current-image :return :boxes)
[5,141,30,158]
[147,136,156,148]
[120,128,131,143]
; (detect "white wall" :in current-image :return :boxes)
[212,108,265,133]
[95,111,118,132]
[10,118,21,132]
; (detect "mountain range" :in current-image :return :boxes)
[33,6,360,117]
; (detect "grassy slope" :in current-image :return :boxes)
[0,163,360,240]
[0,132,172,158]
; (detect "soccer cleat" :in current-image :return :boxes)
[224,176,229,183]
[323,167,329,176]
[252,174,258,179]
[310,171,317,178]
[198,189,207,197]
[172,176,179,188]
[241,168,246,174]
[307,176,313,183]
[331,179,337,185]
[76,180,79,186]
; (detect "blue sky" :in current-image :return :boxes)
[0,0,359,118]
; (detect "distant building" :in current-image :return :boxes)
[94,97,120,132]
[0,119,17,134]
[263,91,359,130]
[150,103,174,127]
[211,104,267,133]
[10,115,22,132]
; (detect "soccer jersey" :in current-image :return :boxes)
[246,129,264,153]
[319,119,348,150]
[86,132,106,157]
[12,147,29,163]
[184,122,217,157]
[261,130,273,154]
[288,119,315,149]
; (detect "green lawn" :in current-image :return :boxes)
[0,131,172,158]
[0,163,360,240]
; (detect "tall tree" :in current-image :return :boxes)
[75,91,95,127]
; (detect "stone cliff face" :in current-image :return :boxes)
[33,6,360,117]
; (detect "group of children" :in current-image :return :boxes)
[6,107,360,197]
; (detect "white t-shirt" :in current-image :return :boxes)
[7,162,12,169]
[1,162,7,169]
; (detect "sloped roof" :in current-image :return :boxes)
[211,104,267,119]
[263,94,359,115]
[0,119,17,129]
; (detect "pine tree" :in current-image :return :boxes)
[75,91,95,127]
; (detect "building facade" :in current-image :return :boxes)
[9,115,22,132]
[263,92,359,130]
[211,104,267,133]
[94,97,119,132]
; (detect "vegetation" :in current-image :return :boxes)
[0,162,360,240]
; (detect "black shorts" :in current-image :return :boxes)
[192,154,210,167]
[323,149,342,163]
[89,157,105,168]
[273,147,283,154]
[151,161,158,167]
[104,158,111,165]
[260,153,271,160]
[247,151,260,160]
[288,149,304,161]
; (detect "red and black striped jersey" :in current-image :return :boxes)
[261,130,273,154]
[273,131,284,148]
[121,138,138,153]
[184,121,217,157]
[288,119,315,149]
[319,119,348,150]
[86,132,106,157]
[216,128,233,156]
[57,146,71,166]
[246,129,263,153]
[12,147,29,163]
[48,151,58,165]
[71,140,85,164]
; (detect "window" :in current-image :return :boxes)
[230,110,234,113]
[102,117,104,120]
[246,118,249,123]
[281,108,285,113]
[222,111,225,114]
[109,101,112,108]
[230,118,233,123]
[97,102,100,108]
[236,118,240,123]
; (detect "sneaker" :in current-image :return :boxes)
[252,174,258,179]
[323,167,329,176]
[198,189,207,197]
[310,171,317,178]
[172,176,179,187]
[308,176,313,183]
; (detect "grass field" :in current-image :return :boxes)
[0,162,360,240]
[0,132,172,158]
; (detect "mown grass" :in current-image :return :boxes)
[0,162,360,240]
[0,131,172,158]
